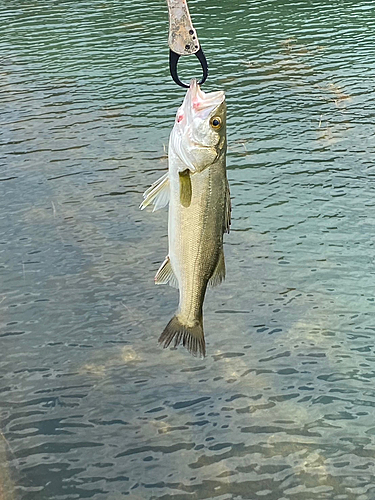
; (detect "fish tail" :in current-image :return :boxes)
[158,315,206,358]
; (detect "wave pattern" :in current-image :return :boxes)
[2,0,375,498]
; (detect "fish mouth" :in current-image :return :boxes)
[187,79,225,115]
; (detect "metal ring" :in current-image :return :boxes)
[169,48,209,88]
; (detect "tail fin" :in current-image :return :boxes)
[158,315,206,357]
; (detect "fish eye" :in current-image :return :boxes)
[210,116,222,129]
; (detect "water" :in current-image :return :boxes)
[1,0,375,498]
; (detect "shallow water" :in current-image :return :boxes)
[2,0,375,498]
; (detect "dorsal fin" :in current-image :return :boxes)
[209,249,225,288]
[224,180,231,234]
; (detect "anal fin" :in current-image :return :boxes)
[155,256,178,288]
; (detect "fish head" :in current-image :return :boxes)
[171,79,227,171]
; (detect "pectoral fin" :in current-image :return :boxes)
[209,249,225,288]
[140,172,170,211]
[155,256,178,288]
[179,169,192,208]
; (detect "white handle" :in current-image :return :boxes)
[167,0,200,55]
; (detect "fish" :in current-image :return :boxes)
[140,79,230,357]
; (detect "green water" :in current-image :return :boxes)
[1,0,375,498]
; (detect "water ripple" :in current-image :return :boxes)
[2,0,375,498]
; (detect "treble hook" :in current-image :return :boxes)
[169,48,208,89]
[167,0,208,88]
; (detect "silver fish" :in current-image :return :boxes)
[140,79,230,357]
